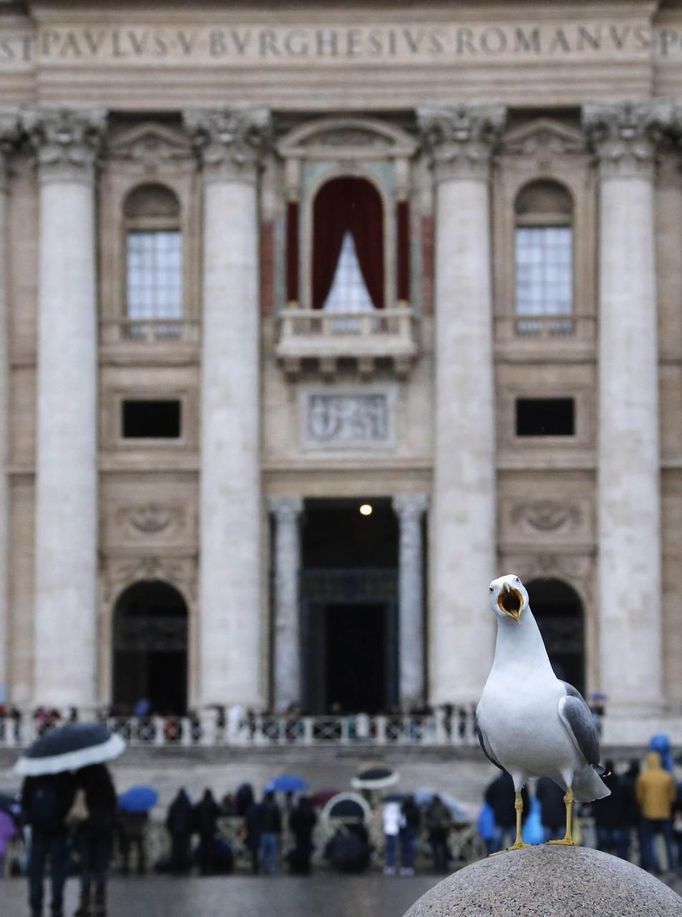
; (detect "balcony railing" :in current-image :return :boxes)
[275,304,418,379]
[495,313,597,343]
[0,710,478,750]
[100,319,200,345]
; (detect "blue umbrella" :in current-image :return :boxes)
[265,774,309,793]
[119,786,159,813]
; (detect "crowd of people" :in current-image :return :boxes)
[480,746,682,876]
[2,735,682,916]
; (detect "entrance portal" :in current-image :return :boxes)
[526,578,585,694]
[300,498,398,713]
[325,604,386,713]
[112,580,188,715]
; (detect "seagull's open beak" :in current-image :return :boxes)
[498,582,523,622]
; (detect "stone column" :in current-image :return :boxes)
[184,107,271,708]
[584,102,671,715]
[23,108,106,707]
[0,112,19,703]
[418,105,505,705]
[393,494,428,707]
[269,496,303,711]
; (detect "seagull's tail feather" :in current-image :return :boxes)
[573,765,610,802]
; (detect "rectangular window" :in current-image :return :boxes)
[121,400,181,439]
[516,398,575,437]
[515,226,572,332]
[126,230,183,322]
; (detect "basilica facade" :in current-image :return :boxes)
[1,0,682,740]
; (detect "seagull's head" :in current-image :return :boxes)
[489,574,528,624]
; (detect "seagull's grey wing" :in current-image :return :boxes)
[557,681,600,767]
[474,713,504,771]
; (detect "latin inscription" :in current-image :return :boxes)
[1,22,682,70]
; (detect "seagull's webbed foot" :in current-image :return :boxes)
[547,787,575,846]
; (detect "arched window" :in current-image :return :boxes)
[312,176,384,314]
[526,578,585,695]
[123,184,183,330]
[112,580,188,715]
[514,180,573,333]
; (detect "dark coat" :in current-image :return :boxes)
[536,777,566,830]
[21,773,76,832]
[195,792,221,839]
[166,790,195,837]
[289,800,316,845]
[77,764,117,838]
[484,773,530,829]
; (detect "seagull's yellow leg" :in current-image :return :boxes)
[548,787,575,846]
[509,791,530,850]
[488,791,531,855]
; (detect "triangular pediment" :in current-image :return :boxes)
[279,117,416,158]
[108,122,192,161]
[503,118,585,156]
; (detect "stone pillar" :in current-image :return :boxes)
[393,494,428,707]
[418,105,505,705]
[269,496,303,711]
[584,102,672,715]
[23,108,106,707]
[184,107,271,707]
[0,112,19,703]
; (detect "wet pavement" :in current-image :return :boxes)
[2,874,442,917]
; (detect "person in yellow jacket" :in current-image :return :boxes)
[636,751,676,874]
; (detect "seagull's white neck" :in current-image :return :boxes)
[491,605,556,682]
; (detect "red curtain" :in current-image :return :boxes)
[312,177,384,309]
[286,201,299,303]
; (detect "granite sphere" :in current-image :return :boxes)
[403,846,682,917]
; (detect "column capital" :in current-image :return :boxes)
[268,494,304,521]
[183,107,272,184]
[22,107,107,184]
[393,493,428,519]
[583,100,673,180]
[417,104,506,182]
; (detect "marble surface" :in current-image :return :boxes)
[404,846,682,916]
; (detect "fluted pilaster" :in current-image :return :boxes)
[184,107,272,707]
[418,104,505,705]
[24,107,106,707]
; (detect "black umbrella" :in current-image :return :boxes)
[14,723,125,776]
[350,766,399,790]
[321,792,372,826]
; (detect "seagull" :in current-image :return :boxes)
[475,573,609,850]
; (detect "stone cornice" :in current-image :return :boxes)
[183,107,272,184]
[22,107,107,184]
[417,103,506,182]
[582,100,673,179]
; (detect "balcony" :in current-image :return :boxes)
[100,319,201,344]
[495,313,597,361]
[275,304,418,380]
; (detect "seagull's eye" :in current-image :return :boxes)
[489,586,494,592]
[515,577,520,583]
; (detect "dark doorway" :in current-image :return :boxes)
[325,604,386,713]
[300,498,398,713]
[526,578,585,694]
[112,580,188,715]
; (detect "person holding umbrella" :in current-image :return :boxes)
[21,771,76,917]
[73,764,118,917]
[14,722,125,917]
[117,786,158,876]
